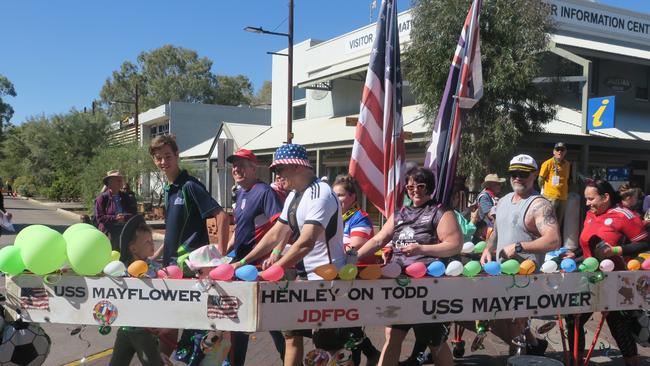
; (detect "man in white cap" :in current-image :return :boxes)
[476,173,505,225]
[480,154,561,355]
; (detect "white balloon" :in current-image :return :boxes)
[461,242,475,254]
[540,260,558,274]
[599,259,615,272]
[103,260,126,277]
[445,260,464,277]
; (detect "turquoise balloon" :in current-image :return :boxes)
[483,261,501,276]
[235,264,259,281]
[474,241,487,254]
[463,260,482,277]
[427,261,446,277]
[15,225,67,275]
[561,258,577,273]
[64,223,97,237]
[65,228,111,276]
[501,259,520,275]
[0,246,26,275]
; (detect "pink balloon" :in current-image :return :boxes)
[261,265,285,281]
[405,262,427,278]
[157,265,183,279]
[209,264,234,281]
[381,262,402,278]
[642,259,650,271]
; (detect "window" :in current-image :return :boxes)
[293,86,306,101]
[150,123,169,138]
[293,105,306,120]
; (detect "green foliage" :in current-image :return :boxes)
[0,75,17,135]
[405,0,557,180]
[252,80,272,106]
[13,176,37,197]
[100,45,255,118]
[78,143,156,210]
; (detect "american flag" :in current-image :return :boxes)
[349,0,405,219]
[424,0,484,206]
[20,287,49,311]
[207,295,239,319]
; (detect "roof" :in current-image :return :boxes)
[543,105,650,141]
[179,136,216,159]
[552,34,650,62]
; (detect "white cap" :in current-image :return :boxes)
[508,154,538,172]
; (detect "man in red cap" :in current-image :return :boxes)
[224,148,285,366]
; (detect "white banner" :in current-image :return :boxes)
[6,275,258,331]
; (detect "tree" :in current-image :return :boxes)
[100,45,255,118]
[405,0,556,181]
[252,80,272,106]
[0,75,17,135]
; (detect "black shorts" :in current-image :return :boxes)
[390,322,448,347]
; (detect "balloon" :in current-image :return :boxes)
[463,261,482,277]
[560,258,576,273]
[15,224,67,275]
[599,259,615,272]
[627,259,641,271]
[359,265,382,280]
[381,262,402,278]
[519,259,536,275]
[261,265,285,281]
[541,260,558,274]
[501,259,520,275]
[158,265,183,279]
[405,262,427,278]
[110,251,121,262]
[639,253,650,260]
[474,241,487,254]
[176,253,191,271]
[483,261,501,276]
[314,263,338,280]
[445,260,464,277]
[128,260,148,277]
[209,264,234,281]
[103,261,126,277]
[580,257,599,272]
[65,228,112,276]
[63,223,97,236]
[427,261,446,277]
[0,246,25,275]
[338,264,358,280]
[235,264,258,281]
[642,259,650,271]
[461,242,475,254]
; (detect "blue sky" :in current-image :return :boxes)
[0,0,648,124]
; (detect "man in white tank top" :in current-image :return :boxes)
[480,154,561,355]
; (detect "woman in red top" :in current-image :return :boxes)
[570,179,648,366]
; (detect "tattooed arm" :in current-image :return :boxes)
[521,197,561,254]
[480,218,498,265]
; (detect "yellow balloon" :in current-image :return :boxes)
[128,260,148,277]
[359,265,382,280]
[628,259,641,271]
[314,263,338,281]
[518,259,536,275]
[110,250,121,262]
[639,253,650,260]
[338,264,358,281]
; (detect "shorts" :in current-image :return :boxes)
[390,323,448,347]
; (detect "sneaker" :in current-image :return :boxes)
[526,338,549,356]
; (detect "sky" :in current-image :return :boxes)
[0,0,649,125]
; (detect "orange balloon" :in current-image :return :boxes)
[359,265,382,280]
[518,259,536,275]
[314,263,338,280]
[628,259,641,271]
[128,260,148,277]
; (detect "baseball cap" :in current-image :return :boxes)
[508,154,538,172]
[554,142,567,150]
[269,144,312,172]
[226,149,258,164]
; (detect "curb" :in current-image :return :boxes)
[55,208,83,222]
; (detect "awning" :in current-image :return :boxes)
[297,65,367,89]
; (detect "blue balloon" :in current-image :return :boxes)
[427,261,446,277]
[235,265,259,281]
[483,261,501,276]
[560,258,576,273]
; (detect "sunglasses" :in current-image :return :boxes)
[554,147,566,152]
[406,183,427,192]
[509,171,531,179]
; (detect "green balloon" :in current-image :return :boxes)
[0,246,26,275]
[66,228,111,276]
[501,259,520,275]
[338,264,358,281]
[64,223,98,237]
[14,225,67,275]
[580,257,599,272]
[463,260,482,277]
[474,241,487,253]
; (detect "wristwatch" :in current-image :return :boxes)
[515,242,524,254]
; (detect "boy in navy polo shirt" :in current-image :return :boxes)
[149,134,229,266]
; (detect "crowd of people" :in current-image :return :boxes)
[90,135,650,366]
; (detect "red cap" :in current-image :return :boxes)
[226,149,258,164]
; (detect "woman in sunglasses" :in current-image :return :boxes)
[567,179,649,366]
[357,167,462,366]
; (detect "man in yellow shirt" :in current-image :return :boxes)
[538,142,570,226]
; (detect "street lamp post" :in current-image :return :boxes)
[244,0,294,144]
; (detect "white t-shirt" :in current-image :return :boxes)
[278,178,346,280]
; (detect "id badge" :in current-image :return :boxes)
[552,175,560,186]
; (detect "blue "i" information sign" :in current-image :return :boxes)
[587,96,615,131]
